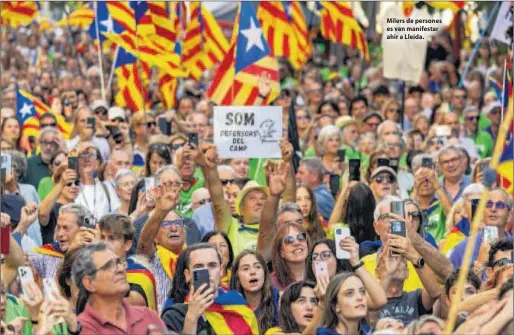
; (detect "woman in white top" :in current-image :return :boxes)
[74,142,110,220]
[113,169,138,215]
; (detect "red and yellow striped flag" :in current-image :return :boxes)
[426,1,466,13]
[37,17,53,33]
[257,1,311,69]
[159,73,179,110]
[1,1,39,27]
[182,2,230,80]
[146,2,177,49]
[107,1,155,37]
[126,258,157,311]
[55,4,94,28]
[204,291,259,335]
[318,1,369,60]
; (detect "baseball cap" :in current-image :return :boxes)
[0,194,25,225]
[108,107,126,121]
[90,100,109,112]
[370,166,397,181]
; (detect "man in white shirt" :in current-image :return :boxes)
[67,106,110,161]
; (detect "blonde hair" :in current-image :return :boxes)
[404,315,445,335]
[445,198,464,233]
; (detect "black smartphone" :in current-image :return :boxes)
[389,158,399,172]
[422,157,433,168]
[110,127,123,144]
[329,174,340,197]
[193,268,210,294]
[83,215,96,229]
[471,199,479,220]
[349,159,360,181]
[188,132,199,147]
[391,200,405,218]
[68,156,78,172]
[391,220,406,238]
[158,118,171,136]
[86,117,96,132]
[337,149,345,163]
[377,158,389,167]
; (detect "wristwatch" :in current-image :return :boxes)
[413,257,425,269]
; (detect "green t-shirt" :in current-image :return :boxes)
[5,295,32,335]
[249,158,271,186]
[422,199,447,243]
[341,144,362,161]
[469,130,494,158]
[37,176,54,201]
[304,146,316,158]
[177,168,205,218]
[227,217,259,257]
[478,114,491,130]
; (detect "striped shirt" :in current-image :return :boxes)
[150,252,172,313]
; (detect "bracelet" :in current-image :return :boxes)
[352,261,364,272]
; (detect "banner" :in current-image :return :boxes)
[490,2,513,46]
[214,106,282,159]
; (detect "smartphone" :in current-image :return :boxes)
[193,268,210,293]
[391,201,405,218]
[18,266,35,293]
[337,149,345,163]
[389,158,399,172]
[391,220,406,237]
[83,215,96,229]
[483,226,499,245]
[158,118,171,136]
[334,225,351,259]
[377,158,389,167]
[471,199,479,220]
[110,127,123,144]
[87,117,96,132]
[68,155,78,172]
[0,225,10,255]
[422,157,433,169]
[349,159,360,182]
[43,278,59,302]
[329,174,340,197]
[1,153,12,176]
[144,178,154,203]
[435,125,451,137]
[315,261,329,278]
[188,132,199,147]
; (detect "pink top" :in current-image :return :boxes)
[78,300,166,335]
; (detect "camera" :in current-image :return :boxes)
[83,216,96,229]
[336,228,342,235]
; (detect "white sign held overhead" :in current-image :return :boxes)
[214,106,282,159]
[491,2,513,46]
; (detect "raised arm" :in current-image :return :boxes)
[257,160,289,262]
[189,143,233,234]
[39,168,76,226]
[280,140,296,203]
[328,171,350,232]
[427,167,452,215]
[137,188,178,258]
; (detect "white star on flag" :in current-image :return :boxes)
[100,15,114,33]
[19,102,33,118]
[241,18,265,52]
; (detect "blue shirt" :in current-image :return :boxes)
[313,184,334,221]
[441,174,471,202]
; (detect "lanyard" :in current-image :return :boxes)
[79,181,97,219]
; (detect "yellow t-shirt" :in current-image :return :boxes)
[227,218,260,257]
[362,252,423,292]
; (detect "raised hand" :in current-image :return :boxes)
[265,160,290,196]
[339,236,360,267]
[280,138,294,162]
[314,273,329,304]
[59,169,77,188]
[155,185,179,213]
[20,203,38,226]
[258,72,271,98]
[186,283,215,322]
[0,213,11,229]
[20,282,43,322]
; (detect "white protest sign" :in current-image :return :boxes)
[491,2,513,46]
[214,106,282,159]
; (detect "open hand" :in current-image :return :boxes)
[265,160,289,196]
[186,284,215,322]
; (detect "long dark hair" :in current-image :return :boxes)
[271,223,311,288]
[306,239,352,282]
[128,178,145,216]
[1,117,22,150]
[279,281,316,333]
[297,185,326,242]
[145,143,172,177]
[167,243,222,304]
[230,250,277,333]
[201,231,234,272]
[56,248,81,300]
[343,183,377,244]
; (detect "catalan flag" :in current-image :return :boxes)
[146,1,179,51]
[107,1,155,37]
[489,76,503,101]
[37,17,53,33]
[182,2,230,80]
[318,1,369,60]
[159,73,179,110]
[204,290,259,335]
[498,138,513,192]
[1,1,39,28]
[32,242,65,259]
[207,2,280,106]
[126,258,157,311]
[89,1,124,45]
[426,1,466,13]
[16,90,72,145]
[501,62,513,110]
[114,46,150,113]
[257,1,311,69]
[56,3,94,29]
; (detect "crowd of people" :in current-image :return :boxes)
[0,3,513,335]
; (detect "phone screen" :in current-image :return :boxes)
[329,175,340,197]
[337,149,345,163]
[87,117,96,131]
[349,159,360,181]
[422,157,433,168]
[158,118,171,135]
[377,158,389,167]
[188,133,199,147]
[391,221,406,237]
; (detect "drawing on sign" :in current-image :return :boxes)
[258,119,277,143]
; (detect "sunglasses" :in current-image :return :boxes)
[147,121,156,128]
[171,142,185,151]
[283,232,307,245]
[408,211,422,220]
[311,250,332,261]
[95,109,108,116]
[112,117,127,123]
[66,180,80,187]
[41,122,57,128]
[162,219,184,228]
[486,200,511,210]
[493,258,513,269]
[374,174,395,184]
[466,115,479,121]
[428,138,445,146]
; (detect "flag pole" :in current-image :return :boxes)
[134,9,148,138]
[458,2,500,88]
[444,98,514,334]
[94,2,106,101]
[107,45,119,93]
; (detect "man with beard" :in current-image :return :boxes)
[21,127,62,189]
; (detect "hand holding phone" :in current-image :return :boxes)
[329,174,340,197]
[1,154,12,176]
[349,159,361,182]
[334,225,351,259]
[192,268,210,294]
[188,133,199,147]
[315,261,329,278]
[483,226,498,245]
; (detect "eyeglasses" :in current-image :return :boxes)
[41,122,57,128]
[112,117,127,123]
[408,211,422,221]
[147,121,156,128]
[489,109,500,115]
[171,142,185,151]
[162,219,184,228]
[283,232,307,245]
[90,257,127,275]
[95,108,108,116]
[466,115,479,121]
[493,258,513,269]
[118,181,136,188]
[161,181,183,190]
[374,174,395,184]
[296,115,309,121]
[79,152,96,160]
[366,122,380,128]
[311,250,333,261]
[388,108,400,114]
[440,156,461,166]
[66,180,80,187]
[454,94,466,100]
[385,142,402,149]
[486,200,511,210]
[40,140,58,148]
[221,179,235,186]
[428,138,445,146]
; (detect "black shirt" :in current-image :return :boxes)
[161,303,215,335]
[21,154,50,190]
[41,203,63,245]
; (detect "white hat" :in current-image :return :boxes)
[108,107,126,121]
